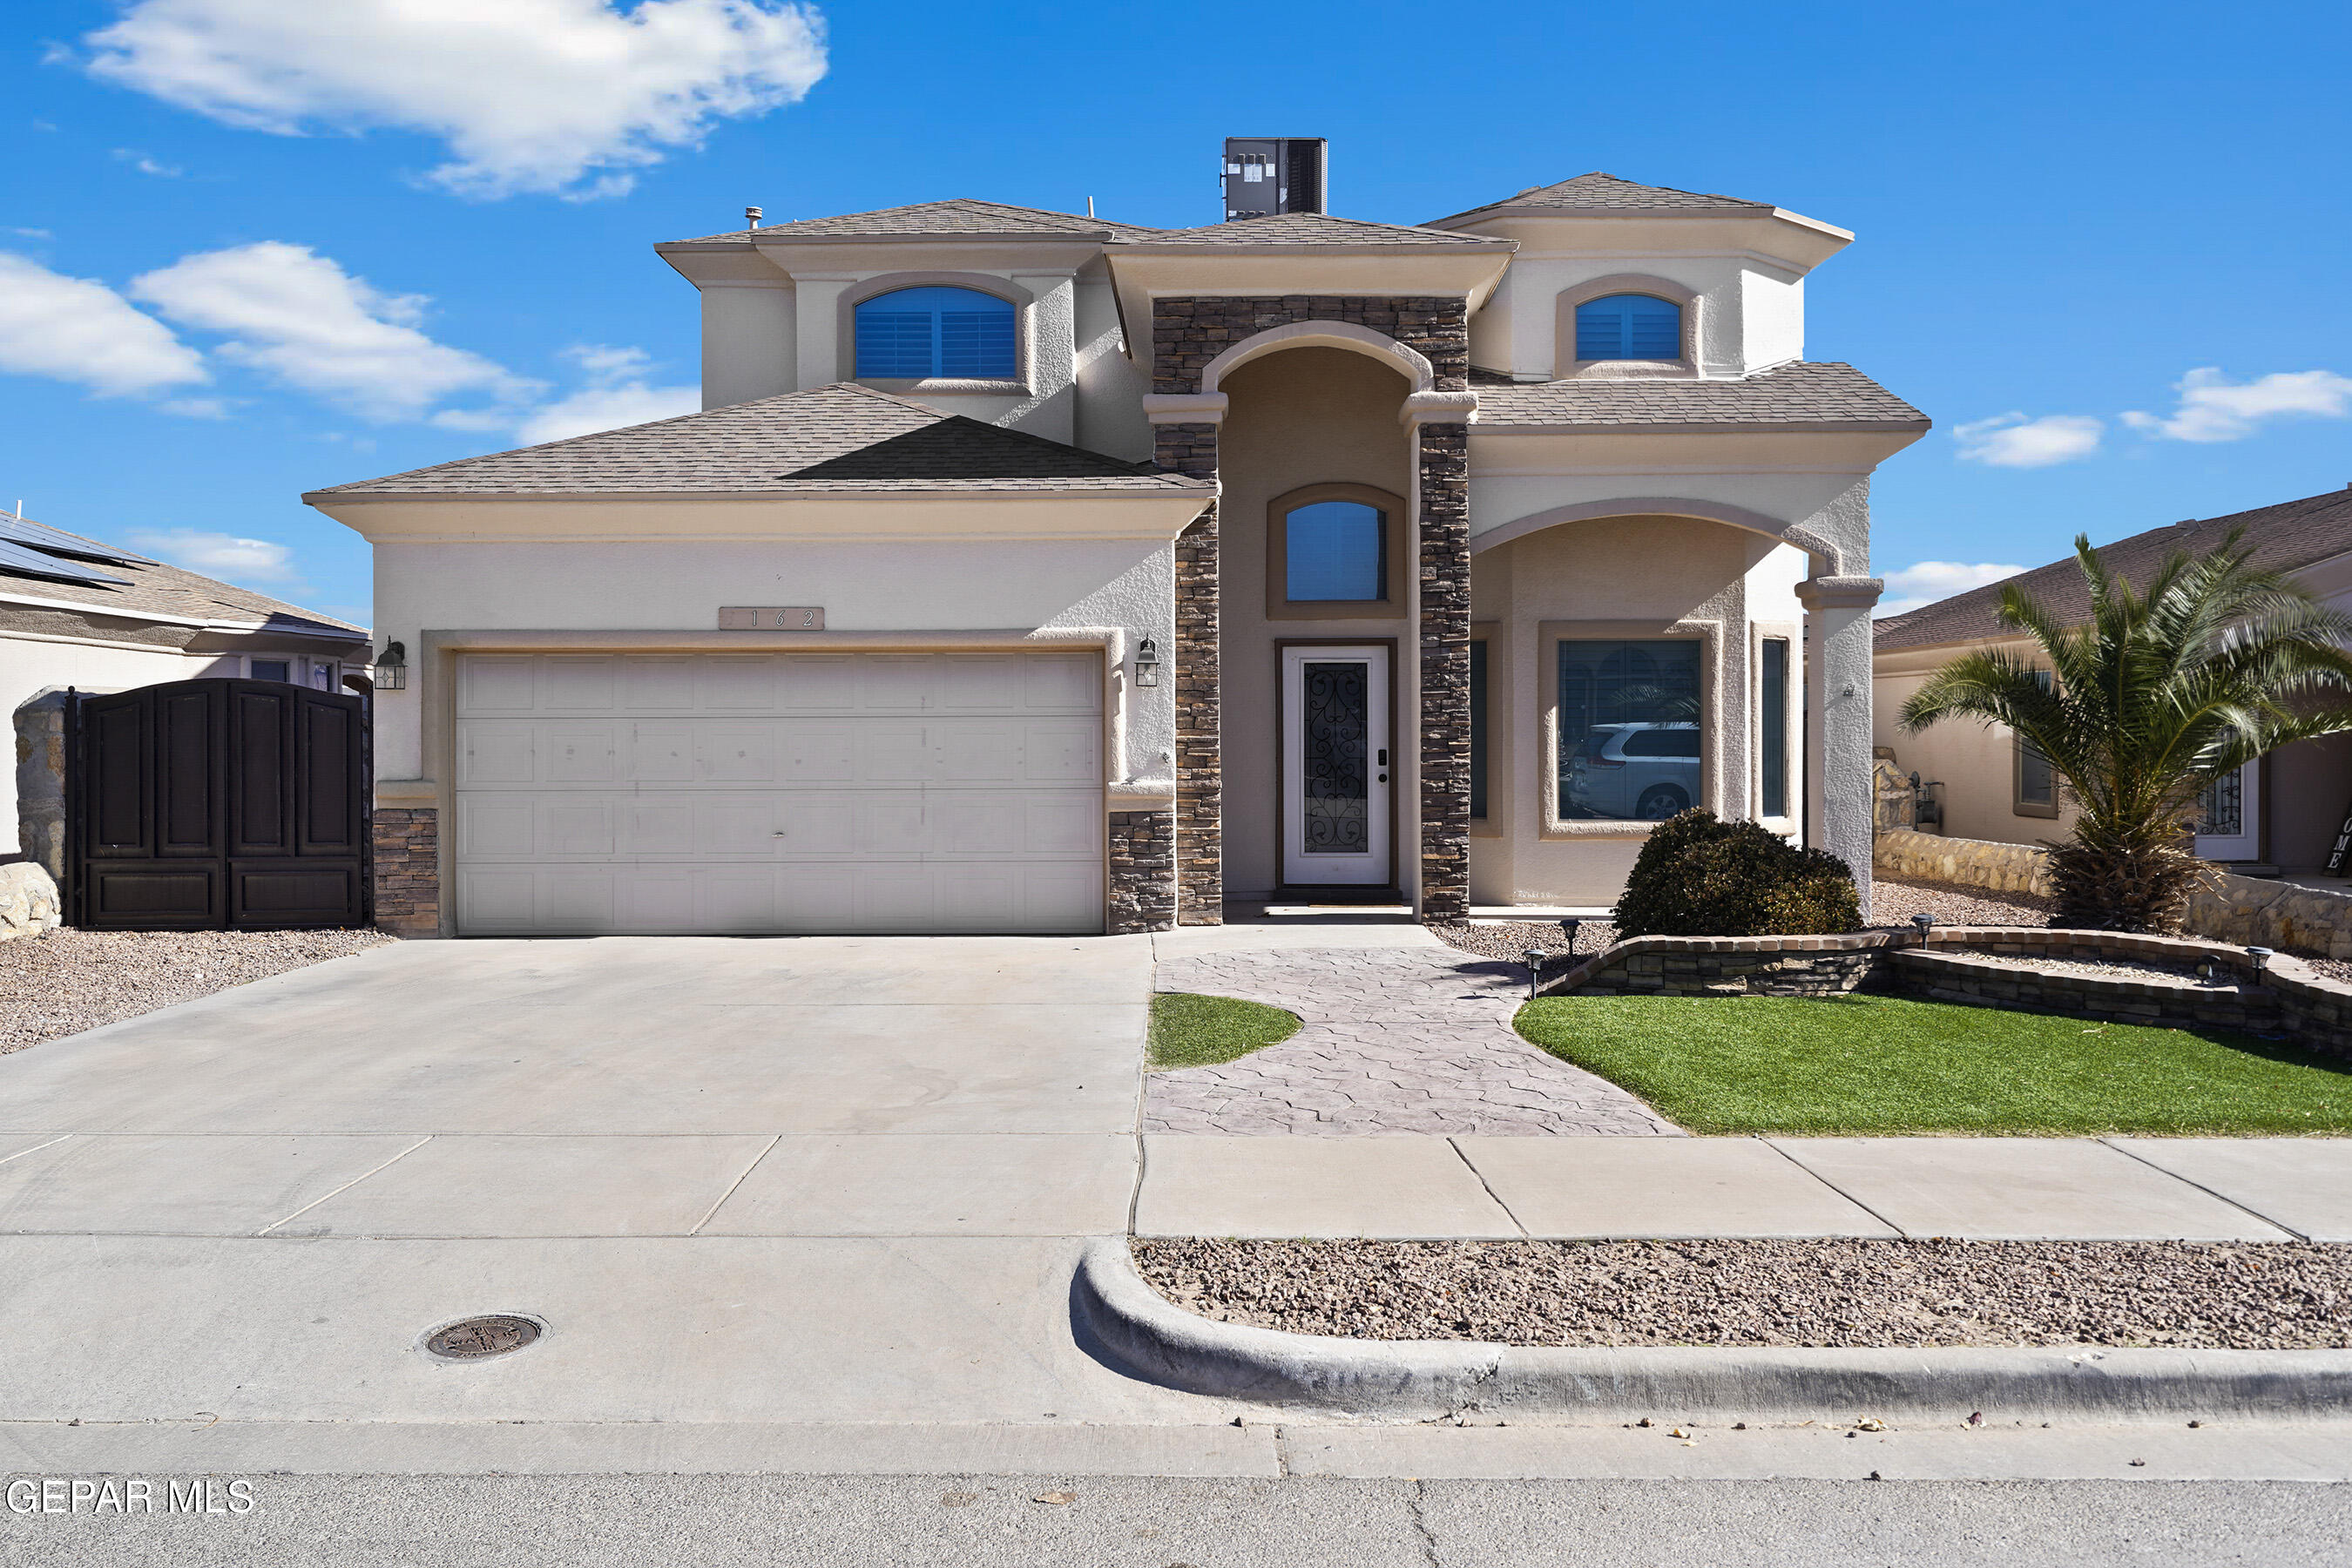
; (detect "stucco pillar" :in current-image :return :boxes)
[1797,575,1884,921]
[1406,391,1478,923]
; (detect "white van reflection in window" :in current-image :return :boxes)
[1561,722,1699,821]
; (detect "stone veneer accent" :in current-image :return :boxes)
[1106,808,1177,934]
[372,807,439,937]
[1151,295,1473,924]
[1415,419,1472,922]
[1876,827,2352,960]
[1545,925,2352,1058]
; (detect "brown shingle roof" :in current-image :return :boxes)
[1876,486,2352,651]
[304,383,1213,498]
[1471,362,1928,430]
[0,516,364,636]
[666,199,1165,245]
[1429,172,1772,225]
[1127,213,1505,247]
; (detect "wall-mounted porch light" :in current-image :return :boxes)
[372,639,408,691]
[1133,636,1160,688]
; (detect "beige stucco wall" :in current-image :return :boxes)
[1213,345,1414,898]
[1873,641,2081,848]
[1466,514,1793,907]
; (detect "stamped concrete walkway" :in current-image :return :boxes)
[1143,942,1682,1137]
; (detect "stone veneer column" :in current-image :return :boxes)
[1409,400,1477,923]
[1155,418,1223,925]
[1796,575,1885,923]
[372,808,440,936]
[1105,808,1177,933]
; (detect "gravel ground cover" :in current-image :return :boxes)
[0,928,393,1054]
[1132,1235,2352,1348]
[1995,952,2206,983]
[1433,876,2058,972]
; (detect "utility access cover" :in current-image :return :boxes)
[423,1315,543,1360]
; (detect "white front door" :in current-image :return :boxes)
[1281,645,1392,887]
[2194,759,2261,862]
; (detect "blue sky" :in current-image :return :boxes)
[5,0,2349,626]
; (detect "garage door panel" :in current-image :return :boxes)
[776,795,857,855]
[694,798,779,858]
[1024,720,1100,782]
[860,657,933,710]
[455,651,1105,935]
[1024,795,1098,855]
[1024,654,1098,713]
[861,799,930,856]
[699,725,778,782]
[458,720,536,785]
[630,722,696,781]
[624,657,697,711]
[459,796,537,857]
[862,724,931,781]
[545,724,619,782]
[541,656,617,711]
[936,721,1024,782]
[462,657,535,713]
[700,657,775,710]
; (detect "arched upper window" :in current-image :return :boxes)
[1574,294,1682,362]
[853,286,1017,380]
[1284,501,1386,602]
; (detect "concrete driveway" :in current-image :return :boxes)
[0,935,1261,1476]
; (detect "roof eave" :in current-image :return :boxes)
[1470,417,1932,437]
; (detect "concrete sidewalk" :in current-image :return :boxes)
[1135,1133,2352,1240]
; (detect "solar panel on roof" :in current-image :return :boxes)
[0,515,155,566]
[0,538,133,588]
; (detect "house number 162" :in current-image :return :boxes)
[718,606,827,630]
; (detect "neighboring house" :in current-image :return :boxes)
[304,156,1927,939]
[1873,483,2352,872]
[2,507,371,857]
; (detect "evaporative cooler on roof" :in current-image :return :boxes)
[1223,138,1327,221]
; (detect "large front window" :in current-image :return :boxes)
[853,286,1017,379]
[1557,639,1702,821]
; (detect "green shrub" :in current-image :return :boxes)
[1611,810,1861,936]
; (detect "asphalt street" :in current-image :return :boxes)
[5,1475,2350,1565]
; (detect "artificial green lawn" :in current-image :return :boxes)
[1149,992,1301,1071]
[1514,992,2352,1136]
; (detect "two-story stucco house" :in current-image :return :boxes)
[305,163,1928,939]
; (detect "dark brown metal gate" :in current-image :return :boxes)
[66,678,370,929]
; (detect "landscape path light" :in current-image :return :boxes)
[1910,912,1935,947]
[1524,949,1548,1004]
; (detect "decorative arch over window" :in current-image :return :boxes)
[853,286,1017,380]
[1575,294,1682,362]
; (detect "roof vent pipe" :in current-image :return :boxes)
[745,206,763,229]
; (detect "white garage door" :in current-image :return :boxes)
[452,651,1105,935]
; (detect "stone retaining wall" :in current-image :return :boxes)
[1546,925,2352,1058]
[1875,828,2352,960]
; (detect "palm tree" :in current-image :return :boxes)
[1899,527,2352,931]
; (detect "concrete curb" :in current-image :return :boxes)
[1075,1239,2352,1422]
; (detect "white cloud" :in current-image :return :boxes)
[126,526,298,585]
[510,342,698,443]
[158,395,234,418]
[112,148,183,177]
[2120,368,2352,443]
[1953,411,2105,469]
[8,227,55,240]
[0,252,207,396]
[1876,560,2030,619]
[129,241,536,422]
[81,0,828,199]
